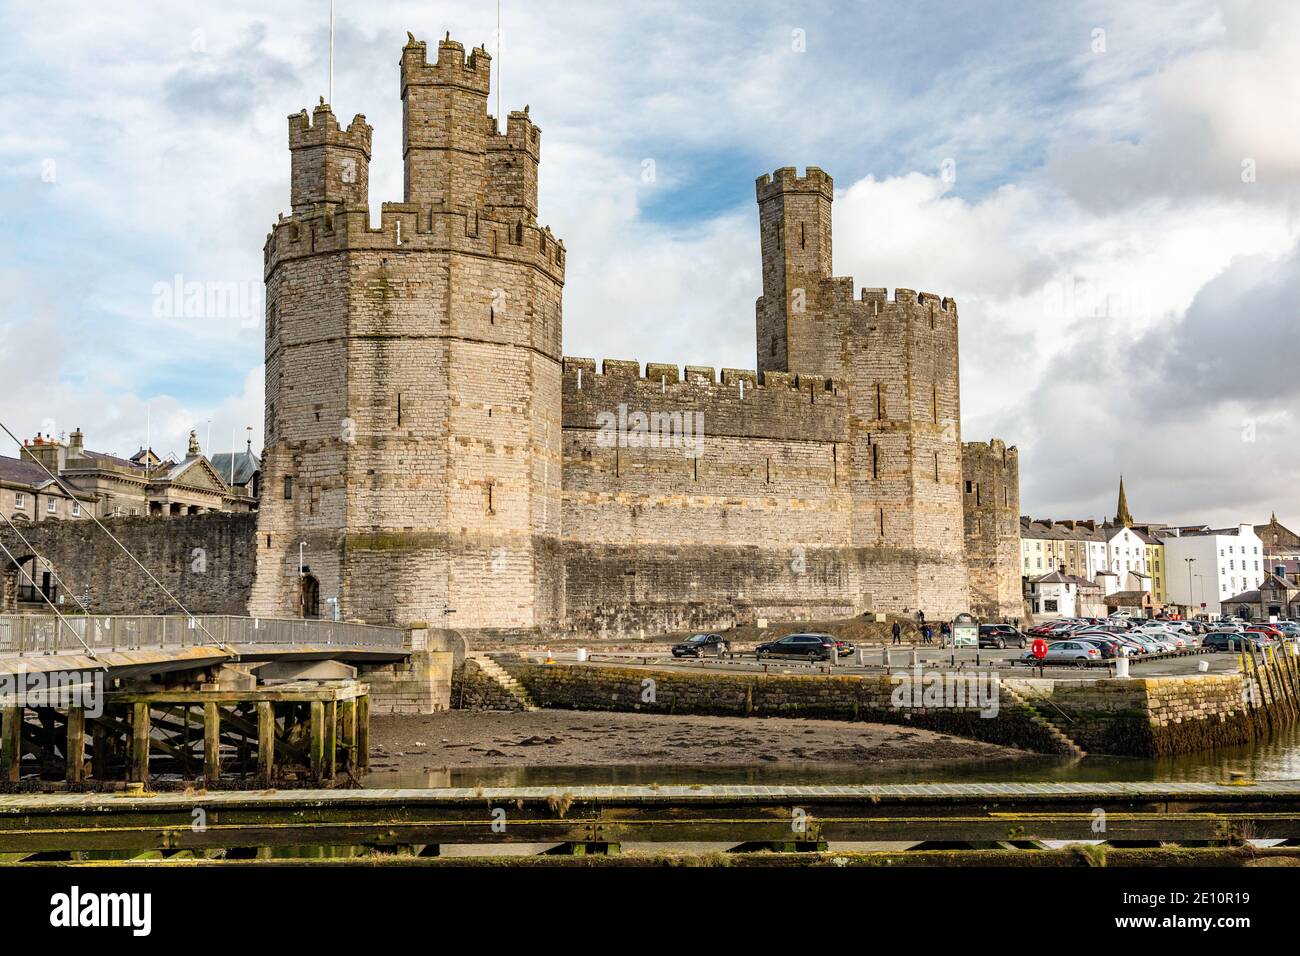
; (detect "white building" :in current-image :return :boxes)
[1104,525,1149,578]
[1025,571,1106,619]
[1161,524,1265,617]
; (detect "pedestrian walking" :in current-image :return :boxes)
[923,624,933,645]
[892,621,902,645]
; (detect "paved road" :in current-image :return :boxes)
[523,644,1246,680]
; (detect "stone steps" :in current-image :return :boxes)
[471,654,539,711]
[999,683,1088,758]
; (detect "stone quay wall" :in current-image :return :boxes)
[495,659,1072,754]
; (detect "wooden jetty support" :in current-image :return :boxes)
[1,781,1300,861]
[0,679,369,790]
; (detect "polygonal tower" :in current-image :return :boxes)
[755,167,969,617]
[250,34,565,633]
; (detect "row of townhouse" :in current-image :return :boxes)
[1021,477,1288,620]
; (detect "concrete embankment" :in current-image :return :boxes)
[473,649,1300,758]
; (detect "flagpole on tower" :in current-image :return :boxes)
[328,0,335,105]
[496,0,502,130]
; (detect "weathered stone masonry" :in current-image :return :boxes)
[249,34,1020,638]
[0,513,257,615]
[3,34,1022,641]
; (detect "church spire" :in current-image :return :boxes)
[1114,475,1134,528]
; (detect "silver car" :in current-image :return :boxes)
[1022,640,1103,665]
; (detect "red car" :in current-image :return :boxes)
[1246,624,1282,641]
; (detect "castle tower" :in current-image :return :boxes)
[962,440,1023,620]
[754,167,969,616]
[755,167,835,376]
[250,34,566,633]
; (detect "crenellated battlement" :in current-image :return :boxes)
[263,203,565,282]
[489,109,541,159]
[400,33,491,96]
[288,103,372,157]
[755,166,835,203]
[561,359,847,444]
[858,287,956,312]
[562,358,840,394]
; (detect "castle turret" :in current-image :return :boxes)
[486,108,541,222]
[755,167,835,375]
[401,34,492,208]
[288,102,372,215]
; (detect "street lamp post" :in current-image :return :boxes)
[1184,557,1196,619]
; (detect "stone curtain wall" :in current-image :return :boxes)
[560,358,859,635]
[0,513,258,615]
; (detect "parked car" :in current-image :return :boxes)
[1127,634,1173,654]
[1074,636,1120,659]
[755,633,835,661]
[1202,632,1256,652]
[832,639,856,658]
[979,624,1027,649]
[1020,640,1102,665]
[671,633,731,658]
[1246,624,1283,641]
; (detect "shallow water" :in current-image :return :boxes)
[365,723,1300,789]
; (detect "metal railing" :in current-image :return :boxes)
[0,615,407,656]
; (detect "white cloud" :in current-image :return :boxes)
[3,0,1299,532]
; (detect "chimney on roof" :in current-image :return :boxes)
[68,427,84,457]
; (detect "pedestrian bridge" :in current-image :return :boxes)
[0,614,410,679]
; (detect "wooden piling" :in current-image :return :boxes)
[1,707,20,784]
[204,703,221,786]
[323,700,338,779]
[91,716,109,780]
[356,693,369,772]
[310,700,325,781]
[257,701,275,787]
[340,699,357,772]
[130,703,150,784]
[65,708,86,784]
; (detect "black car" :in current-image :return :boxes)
[978,624,1027,649]
[671,633,731,658]
[755,633,835,661]
[1201,632,1261,652]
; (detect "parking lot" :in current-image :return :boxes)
[522,642,1245,680]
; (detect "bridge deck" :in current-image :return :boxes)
[3,779,1297,808]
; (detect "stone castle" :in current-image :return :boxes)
[248,33,1023,638]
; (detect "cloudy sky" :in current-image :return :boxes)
[1,0,1297,529]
